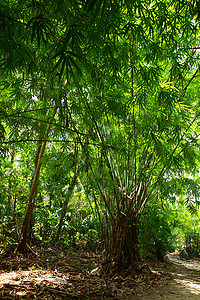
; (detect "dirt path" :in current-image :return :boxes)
[135,253,200,299]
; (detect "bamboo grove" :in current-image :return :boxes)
[0,0,200,272]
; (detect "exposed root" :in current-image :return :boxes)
[101,256,151,279]
[14,242,38,257]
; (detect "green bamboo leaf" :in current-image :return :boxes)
[59,57,67,78]
[68,55,82,74]
[63,29,71,48]
[51,50,65,60]
[37,23,41,47]
[0,122,5,134]
[31,22,36,43]
[52,55,65,72]
[66,51,83,59]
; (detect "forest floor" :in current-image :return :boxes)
[0,245,200,299]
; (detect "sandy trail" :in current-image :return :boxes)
[135,252,200,299]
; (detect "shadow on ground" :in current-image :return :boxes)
[1,248,200,299]
[135,252,200,299]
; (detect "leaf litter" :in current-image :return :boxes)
[1,246,200,299]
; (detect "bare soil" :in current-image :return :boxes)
[0,247,200,299]
[135,252,200,299]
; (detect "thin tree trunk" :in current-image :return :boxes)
[17,140,47,252]
[17,111,56,253]
[55,167,79,241]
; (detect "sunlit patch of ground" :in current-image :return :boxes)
[167,253,200,296]
[0,269,70,286]
[1,249,200,299]
[166,252,200,272]
[0,247,104,299]
[174,278,200,295]
[0,269,72,298]
[137,253,200,300]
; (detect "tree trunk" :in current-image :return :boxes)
[55,168,79,241]
[17,140,47,253]
[102,212,140,275]
[17,111,56,253]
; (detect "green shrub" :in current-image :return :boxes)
[139,204,174,261]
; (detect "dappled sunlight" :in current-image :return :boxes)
[0,247,106,299]
[2,250,200,299]
[162,253,200,299]
[0,269,69,286]
[167,253,200,272]
[0,269,71,298]
[174,278,200,295]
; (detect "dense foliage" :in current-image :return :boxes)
[0,0,200,272]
